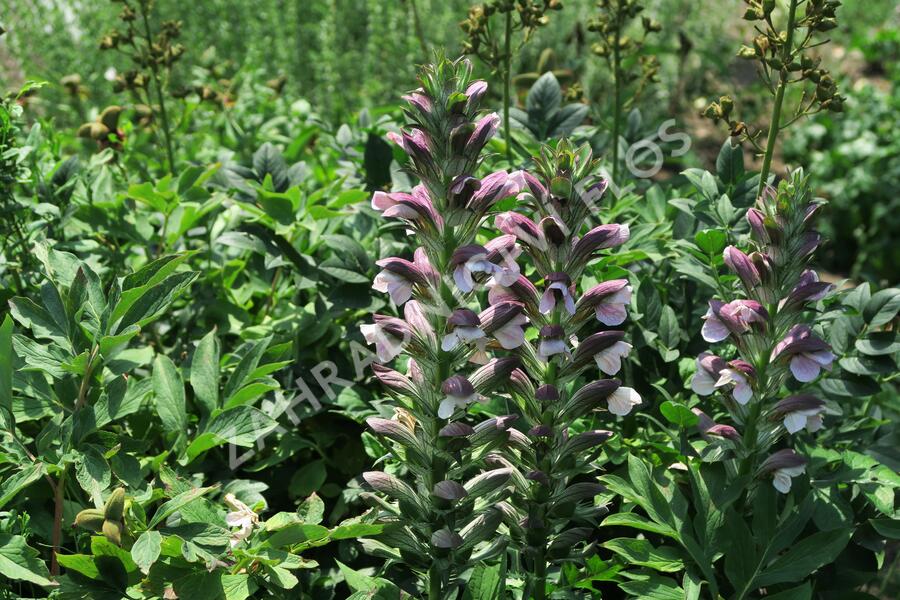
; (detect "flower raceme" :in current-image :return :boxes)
[360,60,642,598]
[688,171,834,494]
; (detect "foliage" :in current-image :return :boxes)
[0,1,898,599]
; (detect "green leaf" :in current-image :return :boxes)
[191,330,220,415]
[0,463,45,510]
[462,562,504,600]
[289,460,327,497]
[716,139,744,185]
[603,538,684,572]
[75,445,111,495]
[148,485,217,528]
[0,316,13,424]
[184,406,277,463]
[694,229,727,256]
[659,401,698,427]
[113,271,199,332]
[223,337,272,402]
[855,332,899,356]
[526,72,562,118]
[619,574,684,599]
[298,493,325,525]
[863,288,900,327]
[601,512,676,537]
[871,518,900,539]
[755,528,853,587]
[0,533,52,586]
[764,582,812,600]
[153,355,187,448]
[131,530,161,574]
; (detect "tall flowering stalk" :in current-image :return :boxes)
[361,58,525,598]
[491,141,640,599]
[690,169,833,494]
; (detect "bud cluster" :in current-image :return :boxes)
[361,58,639,597]
[461,1,562,69]
[587,0,661,90]
[690,170,833,494]
[705,0,845,146]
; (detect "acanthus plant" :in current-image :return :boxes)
[491,141,641,599]
[690,169,833,496]
[361,57,640,599]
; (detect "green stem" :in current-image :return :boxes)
[50,467,67,576]
[428,564,442,600]
[502,9,513,164]
[611,18,622,183]
[756,0,799,199]
[408,0,429,59]
[139,3,176,176]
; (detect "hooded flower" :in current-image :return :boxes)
[466,113,501,156]
[484,235,521,287]
[488,275,540,313]
[690,352,727,396]
[715,360,756,405]
[779,270,832,311]
[441,309,486,352]
[360,315,411,362]
[451,245,496,293]
[439,375,481,419]
[494,211,546,251]
[373,255,430,305]
[371,185,442,231]
[578,279,632,326]
[479,302,527,349]
[537,324,568,362]
[723,246,761,290]
[540,272,577,315]
[770,394,825,434]
[569,224,630,270]
[760,449,807,493]
[224,493,259,547]
[607,386,642,416]
[770,324,834,382]
[467,171,523,213]
[701,299,768,343]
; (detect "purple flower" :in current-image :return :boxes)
[465,80,488,109]
[779,270,832,311]
[723,246,761,290]
[371,185,443,231]
[539,272,577,315]
[488,275,540,312]
[466,113,501,156]
[770,324,834,382]
[770,394,824,434]
[484,235,522,287]
[579,279,632,326]
[760,449,807,493]
[537,324,569,363]
[479,302,527,350]
[401,91,432,116]
[569,224,630,268]
[360,315,411,362]
[450,245,495,293]
[468,171,523,213]
[373,255,430,305]
[572,331,629,375]
[701,299,768,343]
[494,211,546,251]
[746,208,770,243]
[690,352,727,396]
[439,375,482,419]
[441,309,486,352]
[448,175,482,209]
[387,129,434,170]
[715,360,755,405]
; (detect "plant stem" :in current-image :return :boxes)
[611,14,622,183]
[756,0,799,199]
[534,551,547,600]
[428,564,442,600]
[408,0,430,59]
[50,467,67,576]
[139,3,176,176]
[502,9,513,164]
